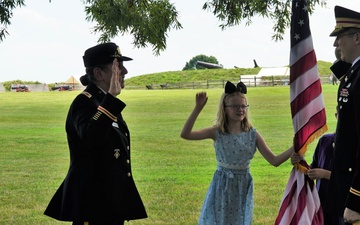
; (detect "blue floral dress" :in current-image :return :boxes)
[198,128,257,225]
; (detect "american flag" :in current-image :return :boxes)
[275,0,327,224]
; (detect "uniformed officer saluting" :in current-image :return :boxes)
[44,42,147,225]
[327,5,360,225]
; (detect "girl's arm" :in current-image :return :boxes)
[255,131,294,167]
[180,92,216,141]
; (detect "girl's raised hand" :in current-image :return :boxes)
[195,92,208,109]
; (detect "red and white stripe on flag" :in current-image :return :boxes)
[289,0,327,157]
[275,167,324,225]
[275,0,326,224]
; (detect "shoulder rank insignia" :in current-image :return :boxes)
[81,91,92,98]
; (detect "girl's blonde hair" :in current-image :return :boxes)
[215,92,253,134]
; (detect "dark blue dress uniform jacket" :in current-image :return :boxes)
[44,83,147,223]
[325,60,360,217]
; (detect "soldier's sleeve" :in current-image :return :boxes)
[71,92,126,147]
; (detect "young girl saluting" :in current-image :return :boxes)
[181,81,294,225]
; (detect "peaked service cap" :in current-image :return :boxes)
[83,42,132,67]
[330,6,360,36]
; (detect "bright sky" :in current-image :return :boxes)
[0,0,359,84]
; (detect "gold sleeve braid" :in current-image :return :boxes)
[350,187,360,197]
[97,106,117,122]
[81,91,117,122]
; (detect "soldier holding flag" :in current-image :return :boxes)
[327,5,360,225]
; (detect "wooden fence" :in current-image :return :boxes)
[127,76,332,90]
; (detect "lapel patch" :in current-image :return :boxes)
[114,149,120,159]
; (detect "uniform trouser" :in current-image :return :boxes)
[72,221,124,225]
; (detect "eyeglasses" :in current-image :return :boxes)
[225,104,249,111]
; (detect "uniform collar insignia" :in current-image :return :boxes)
[114,149,120,159]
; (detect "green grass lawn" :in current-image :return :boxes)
[0,84,339,225]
